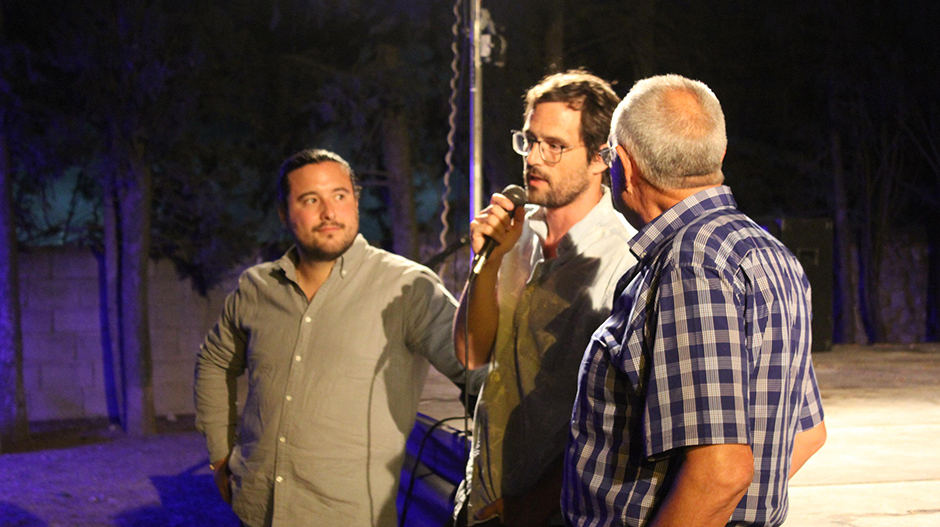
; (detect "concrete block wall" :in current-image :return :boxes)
[147,255,237,417]
[18,246,241,422]
[17,235,930,423]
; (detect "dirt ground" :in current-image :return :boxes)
[0,416,239,527]
[2,343,939,527]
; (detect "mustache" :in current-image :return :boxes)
[525,167,549,181]
[315,221,344,231]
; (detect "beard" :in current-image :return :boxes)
[525,166,591,209]
[293,221,357,262]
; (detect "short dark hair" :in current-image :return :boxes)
[276,148,360,209]
[524,69,621,165]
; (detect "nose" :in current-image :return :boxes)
[320,200,337,220]
[525,142,544,166]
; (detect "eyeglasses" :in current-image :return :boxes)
[511,130,584,166]
[599,144,618,167]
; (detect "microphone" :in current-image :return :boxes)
[470,184,527,280]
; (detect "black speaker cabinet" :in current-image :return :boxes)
[776,218,834,352]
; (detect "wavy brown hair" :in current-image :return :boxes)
[524,69,621,165]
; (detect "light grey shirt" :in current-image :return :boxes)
[195,235,467,527]
[464,188,638,524]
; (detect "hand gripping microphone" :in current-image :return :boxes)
[469,184,528,281]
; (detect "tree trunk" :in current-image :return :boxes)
[856,192,879,343]
[0,130,29,452]
[544,0,565,72]
[830,131,860,343]
[382,111,418,260]
[855,245,875,343]
[928,224,940,341]
[855,151,889,344]
[870,129,900,342]
[98,183,123,425]
[376,44,418,260]
[118,145,156,436]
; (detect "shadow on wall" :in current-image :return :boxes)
[0,502,47,526]
[113,461,240,527]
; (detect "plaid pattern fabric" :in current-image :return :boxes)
[563,186,824,527]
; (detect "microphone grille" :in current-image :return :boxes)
[501,184,528,208]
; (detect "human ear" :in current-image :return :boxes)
[588,150,608,179]
[617,146,636,193]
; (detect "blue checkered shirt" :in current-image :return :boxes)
[563,186,824,527]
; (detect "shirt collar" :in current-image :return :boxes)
[275,234,369,283]
[528,186,621,259]
[628,185,737,262]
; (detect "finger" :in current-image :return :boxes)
[476,498,504,520]
[490,193,518,212]
[473,206,513,236]
[478,202,512,225]
[469,219,486,252]
[481,210,514,240]
[224,476,233,504]
[215,471,228,501]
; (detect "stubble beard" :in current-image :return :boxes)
[525,166,591,209]
[294,222,357,262]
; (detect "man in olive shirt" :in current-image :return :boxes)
[195,148,472,527]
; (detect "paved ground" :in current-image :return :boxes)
[786,344,940,527]
[420,344,940,527]
[0,343,938,526]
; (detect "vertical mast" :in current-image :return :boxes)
[469,0,483,225]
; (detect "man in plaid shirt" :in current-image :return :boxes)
[563,74,827,527]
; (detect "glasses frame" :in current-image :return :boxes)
[600,143,618,168]
[511,130,584,166]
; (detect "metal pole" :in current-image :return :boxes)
[469,0,483,226]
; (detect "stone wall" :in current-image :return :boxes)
[18,246,241,422]
[879,230,929,343]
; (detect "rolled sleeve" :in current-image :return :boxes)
[403,270,464,377]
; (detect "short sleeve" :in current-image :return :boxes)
[797,359,825,431]
[642,263,751,459]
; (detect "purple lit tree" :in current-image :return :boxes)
[0,0,28,452]
[46,0,207,435]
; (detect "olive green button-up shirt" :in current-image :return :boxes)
[195,235,468,527]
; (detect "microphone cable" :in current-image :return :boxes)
[398,415,470,527]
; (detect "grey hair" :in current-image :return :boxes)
[611,74,727,189]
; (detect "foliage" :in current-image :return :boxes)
[6,0,475,291]
[3,0,939,337]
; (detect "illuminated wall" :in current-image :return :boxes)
[18,246,240,422]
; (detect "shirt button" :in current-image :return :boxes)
[275,476,283,483]
[294,355,302,362]
[279,436,286,443]
[285,395,292,401]
[304,316,311,323]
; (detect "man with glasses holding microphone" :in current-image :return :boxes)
[453,70,637,527]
